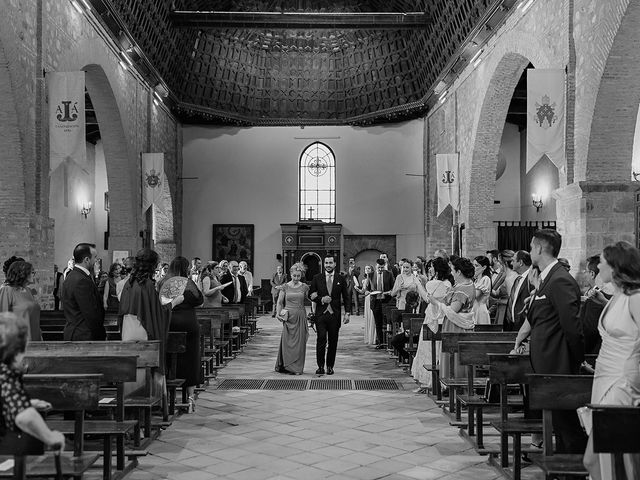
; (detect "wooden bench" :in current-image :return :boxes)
[0,374,102,479]
[399,314,424,366]
[590,405,640,478]
[422,323,443,400]
[196,309,233,364]
[198,307,244,353]
[23,355,139,479]
[456,340,518,451]
[440,331,517,421]
[528,374,592,480]
[26,341,162,447]
[165,332,188,417]
[40,311,120,341]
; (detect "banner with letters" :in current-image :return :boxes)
[48,71,85,173]
[436,153,459,216]
[142,153,165,213]
[526,68,565,172]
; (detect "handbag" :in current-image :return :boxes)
[278,309,289,322]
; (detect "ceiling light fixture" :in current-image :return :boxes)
[471,49,484,67]
[71,0,83,14]
[79,0,91,10]
[119,60,127,70]
[520,0,534,12]
[120,52,133,66]
[439,90,448,104]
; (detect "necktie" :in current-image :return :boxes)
[377,273,383,299]
[233,275,240,302]
[327,274,333,293]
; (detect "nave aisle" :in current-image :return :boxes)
[127,315,506,480]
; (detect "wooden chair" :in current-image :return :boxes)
[591,405,640,479]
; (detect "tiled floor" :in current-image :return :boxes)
[125,314,523,479]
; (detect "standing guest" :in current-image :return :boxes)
[158,256,203,413]
[309,256,351,375]
[201,262,231,307]
[62,258,74,280]
[491,250,517,326]
[472,256,492,325]
[580,255,611,355]
[93,258,104,287]
[370,259,395,349]
[558,257,571,272]
[0,313,65,456]
[274,265,309,375]
[116,257,135,300]
[219,259,229,276]
[504,250,533,332]
[528,229,586,454]
[434,249,449,261]
[3,256,25,280]
[346,258,361,315]
[62,243,105,341]
[428,257,476,379]
[52,264,63,311]
[120,249,182,342]
[487,250,505,291]
[238,261,254,295]
[356,265,375,345]
[103,263,122,312]
[412,258,452,390]
[379,253,391,271]
[270,265,287,317]
[0,261,42,341]
[583,241,640,479]
[189,257,202,283]
[390,261,421,310]
[221,261,248,304]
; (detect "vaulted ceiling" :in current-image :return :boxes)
[93,0,519,125]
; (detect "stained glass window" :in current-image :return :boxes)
[299,142,336,223]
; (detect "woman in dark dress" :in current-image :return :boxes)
[158,256,203,413]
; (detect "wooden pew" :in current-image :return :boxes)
[39,311,120,341]
[196,309,233,363]
[399,314,424,366]
[26,341,162,446]
[591,405,640,479]
[165,332,187,417]
[456,340,516,452]
[23,355,139,479]
[198,307,244,352]
[440,331,517,421]
[0,374,101,479]
[422,323,443,400]
[487,354,540,480]
[528,374,592,480]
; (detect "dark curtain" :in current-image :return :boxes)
[497,222,556,251]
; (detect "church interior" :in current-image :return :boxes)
[1,0,640,479]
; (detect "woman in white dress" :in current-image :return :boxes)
[583,241,640,479]
[472,256,492,325]
[390,261,421,310]
[412,258,452,390]
[356,265,376,345]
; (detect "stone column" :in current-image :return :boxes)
[554,181,638,274]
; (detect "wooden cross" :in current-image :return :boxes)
[308,206,315,219]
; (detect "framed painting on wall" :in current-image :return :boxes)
[212,224,254,272]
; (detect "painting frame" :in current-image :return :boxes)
[212,224,254,272]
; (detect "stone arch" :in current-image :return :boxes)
[464,53,534,255]
[584,0,640,181]
[82,64,138,255]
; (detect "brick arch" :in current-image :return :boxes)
[82,64,138,252]
[464,53,533,256]
[0,40,25,214]
[584,0,640,181]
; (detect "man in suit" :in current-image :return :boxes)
[370,259,395,349]
[504,250,534,331]
[221,260,248,304]
[528,229,586,454]
[52,264,63,310]
[62,243,106,341]
[309,256,351,375]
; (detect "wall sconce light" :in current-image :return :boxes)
[532,193,543,212]
[633,171,640,181]
[80,201,92,219]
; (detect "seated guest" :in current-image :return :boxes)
[581,254,611,356]
[62,243,106,341]
[583,241,640,479]
[103,263,122,312]
[158,257,203,413]
[270,264,287,317]
[119,249,183,342]
[221,261,248,304]
[0,313,65,454]
[0,261,42,341]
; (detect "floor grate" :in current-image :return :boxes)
[353,379,399,390]
[263,379,308,390]
[309,379,352,390]
[217,379,265,390]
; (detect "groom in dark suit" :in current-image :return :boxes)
[309,256,351,375]
[528,229,586,454]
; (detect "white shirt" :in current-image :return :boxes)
[325,273,334,313]
[511,267,530,320]
[76,265,91,277]
[539,260,559,283]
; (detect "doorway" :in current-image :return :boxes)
[301,252,321,282]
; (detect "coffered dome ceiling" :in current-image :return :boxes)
[96,0,518,125]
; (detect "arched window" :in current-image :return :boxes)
[299,142,336,222]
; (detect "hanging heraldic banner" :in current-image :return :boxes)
[48,71,85,173]
[526,68,565,172]
[142,153,165,213]
[436,153,459,216]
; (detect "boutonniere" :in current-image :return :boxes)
[336,282,341,286]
